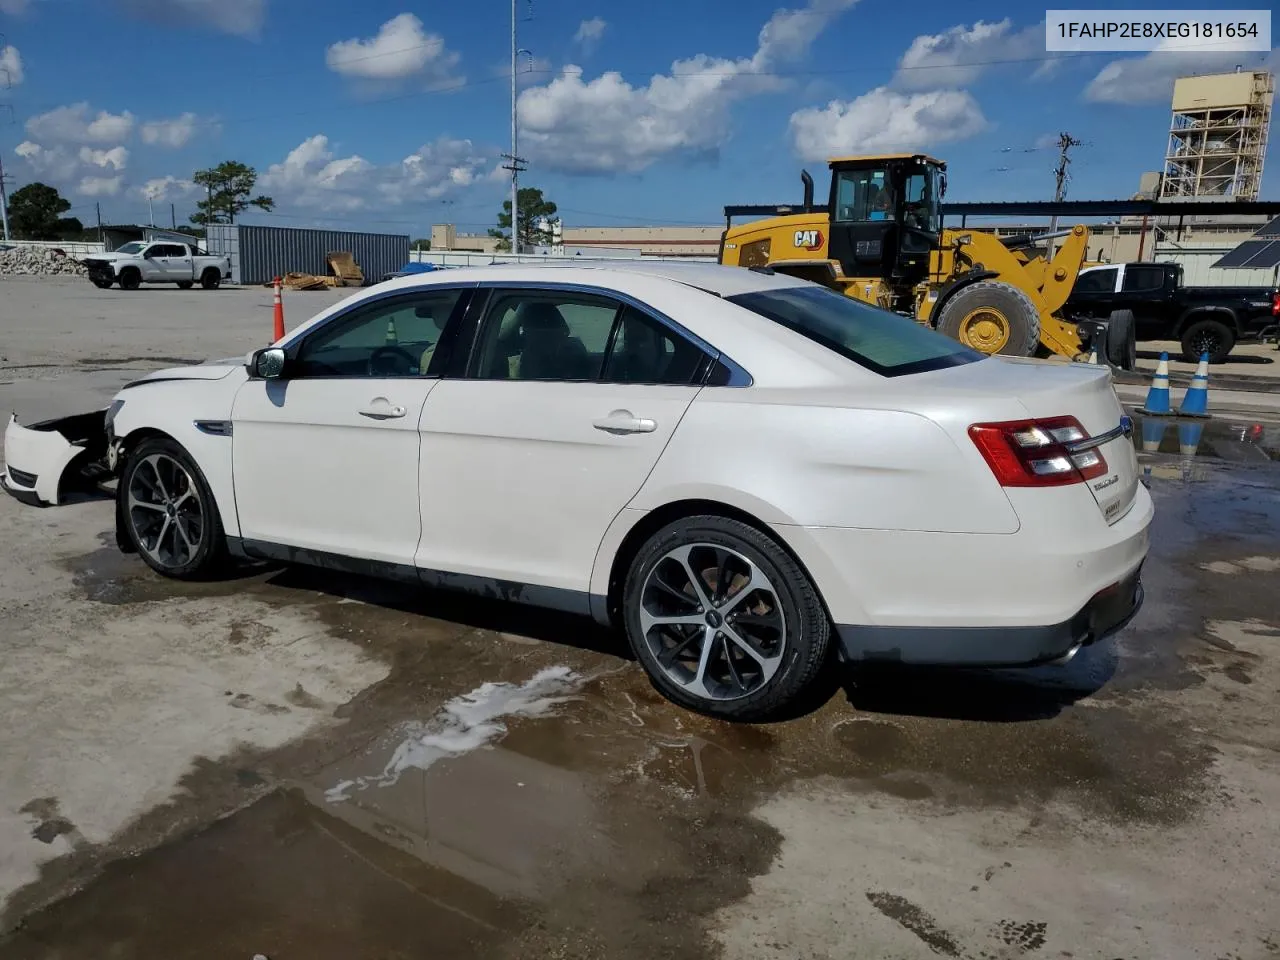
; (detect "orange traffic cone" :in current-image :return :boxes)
[272,277,285,342]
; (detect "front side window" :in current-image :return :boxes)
[1074,268,1118,295]
[834,169,893,223]
[292,290,464,378]
[728,285,980,377]
[902,169,940,234]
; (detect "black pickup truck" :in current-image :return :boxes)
[1065,261,1278,363]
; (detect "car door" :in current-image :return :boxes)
[167,243,194,282]
[230,286,470,566]
[1118,264,1169,337]
[1068,266,1119,319]
[139,244,169,282]
[415,286,712,602]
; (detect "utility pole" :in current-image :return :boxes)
[170,203,176,229]
[501,0,529,255]
[95,202,103,244]
[0,151,10,242]
[1046,132,1082,259]
[147,196,154,227]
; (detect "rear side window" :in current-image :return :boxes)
[1122,266,1164,292]
[727,285,980,377]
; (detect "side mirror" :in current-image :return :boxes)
[250,347,286,379]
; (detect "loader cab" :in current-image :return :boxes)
[826,154,945,287]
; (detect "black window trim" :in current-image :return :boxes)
[450,280,753,387]
[264,282,479,381]
[1078,266,1118,294]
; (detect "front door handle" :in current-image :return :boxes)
[593,410,657,435]
[359,397,406,420]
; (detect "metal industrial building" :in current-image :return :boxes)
[1160,70,1273,201]
[205,224,409,286]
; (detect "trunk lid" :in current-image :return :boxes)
[913,357,1139,524]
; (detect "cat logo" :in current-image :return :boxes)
[793,229,823,250]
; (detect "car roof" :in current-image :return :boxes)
[377,259,810,298]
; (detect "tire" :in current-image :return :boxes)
[118,268,141,291]
[622,515,832,721]
[118,437,226,580]
[1180,317,1235,364]
[177,281,194,290]
[90,278,113,289]
[1106,309,1137,370]
[200,268,221,290]
[936,280,1041,357]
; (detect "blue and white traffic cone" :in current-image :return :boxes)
[1178,420,1205,456]
[1140,417,1168,452]
[1136,352,1172,416]
[1178,352,1210,417]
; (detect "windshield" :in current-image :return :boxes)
[116,242,145,255]
[728,285,981,377]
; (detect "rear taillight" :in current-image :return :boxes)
[969,416,1108,487]
[1271,292,1279,316]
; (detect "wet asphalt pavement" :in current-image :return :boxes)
[2,410,1280,958]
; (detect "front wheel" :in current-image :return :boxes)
[1180,318,1234,364]
[118,269,141,290]
[622,515,832,721]
[119,438,225,580]
[936,280,1041,357]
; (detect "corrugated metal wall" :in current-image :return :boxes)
[204,225,241,284]
[236,225,408,285]
[1153,244,1280,287]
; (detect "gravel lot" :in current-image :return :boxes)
[2,275,1279,959]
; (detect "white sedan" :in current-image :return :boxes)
[3,262,1151,720]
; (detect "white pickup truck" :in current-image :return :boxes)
[83,241,232,291]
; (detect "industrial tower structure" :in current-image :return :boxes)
[1159,70,1273,202]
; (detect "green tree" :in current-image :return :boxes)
[6,182,83,240]
[410,237,432,251]
[489,187,558,252]
[191,161,274,225]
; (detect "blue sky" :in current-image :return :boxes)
[1,0,1276,235]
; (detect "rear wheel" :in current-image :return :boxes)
[937,280,1041,357]
[622,515,831,721]
[118,268,141,290]
[200,268,221,290]
[119,438,225,580]
[1180,318,1234,364]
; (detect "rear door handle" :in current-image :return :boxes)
[593,410,657,435]
[359,397,406,420]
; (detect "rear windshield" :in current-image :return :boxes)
[728,285,982,377]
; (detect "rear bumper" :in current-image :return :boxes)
[835,566,1144,666]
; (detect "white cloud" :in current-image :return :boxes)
[259,134,488,212]
[1086,46,1279,103]
[114,0,265,37]
[78,146,130,171]
[0,45,23,87]
[78,175,124,197]
[26,103,136,144]
[573,17,606,50]
[790,86,987,159]
[140,113,201,148]
[15,141,80,181]
[136,176,200,202]
[893,19,1044,89]
[326,13,461,85]
[518,0,859,173]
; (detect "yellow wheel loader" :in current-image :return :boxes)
[719,154,1136,368]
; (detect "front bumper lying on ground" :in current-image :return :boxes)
[3,411,108,507]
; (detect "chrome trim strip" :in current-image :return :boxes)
[1064,422,1126,454]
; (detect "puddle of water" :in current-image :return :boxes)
[325,666,584,802]
[1129,413,1280,463]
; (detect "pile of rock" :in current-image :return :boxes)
[0,245,88,278]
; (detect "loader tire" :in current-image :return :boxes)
[1106,309,1137,370]
[937,281,1041,358]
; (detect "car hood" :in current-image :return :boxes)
[124,361,243,388]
